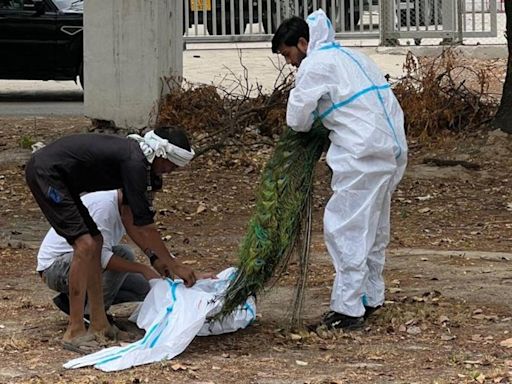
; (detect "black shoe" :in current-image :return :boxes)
[317,311,365,330]
[363,305,382,320]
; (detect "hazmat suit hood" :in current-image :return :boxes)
[306,9,336,55]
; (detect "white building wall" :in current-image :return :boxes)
[84,0,182,129]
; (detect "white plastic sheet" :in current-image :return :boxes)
[64,268,255,371]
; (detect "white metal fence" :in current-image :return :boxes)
[182,0,500,45]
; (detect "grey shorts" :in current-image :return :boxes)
[41,244,150,309]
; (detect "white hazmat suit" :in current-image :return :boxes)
[287,9,408,317]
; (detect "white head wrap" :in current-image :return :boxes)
[128,130,195,166]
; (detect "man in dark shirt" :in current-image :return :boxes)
[25,126,199,348]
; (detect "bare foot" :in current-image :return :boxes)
[63,326,88,342]
[89,324,121,342]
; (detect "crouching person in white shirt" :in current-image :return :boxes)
[37,189,161,321]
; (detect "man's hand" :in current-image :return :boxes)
[152,258,171,278]
[152,258,197,287]
[172,263,197,287]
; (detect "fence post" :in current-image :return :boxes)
[455,0,464,43]
[379,0,397,46]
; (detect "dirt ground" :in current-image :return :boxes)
[0,114,512,384]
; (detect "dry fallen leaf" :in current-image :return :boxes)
[171,363,187,371]
[290,333,302,341]
[406,326,422,335]
[463,360,483,365]
[319,344,335,351]
[416,195,433,201]
[499,338,512,348]
[196,202,207,214]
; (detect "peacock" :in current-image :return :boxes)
[220,120,329,326]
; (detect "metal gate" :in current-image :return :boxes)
[183,0,382,42]
[380,0,498,44]
[182,0,498,44]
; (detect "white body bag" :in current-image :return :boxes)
[64,268,255,371]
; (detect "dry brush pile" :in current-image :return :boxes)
[157,70,293,158]
[157,49,502,155]
[393,49,502,141]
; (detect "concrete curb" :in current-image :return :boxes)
[377,44,508,59]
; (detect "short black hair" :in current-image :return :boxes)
[271,16,309,54]
[154,125,191,151]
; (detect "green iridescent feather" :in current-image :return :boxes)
[220,121,329,318]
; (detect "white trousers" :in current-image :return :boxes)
[324,142,407,317]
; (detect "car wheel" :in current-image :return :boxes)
[79,62,84,90]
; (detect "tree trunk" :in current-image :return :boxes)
[493,1,512,133]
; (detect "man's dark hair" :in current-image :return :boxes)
[154,125,191,151]
[271,16,309,54]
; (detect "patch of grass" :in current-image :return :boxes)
[19,135,35,150]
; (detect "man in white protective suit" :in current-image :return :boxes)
[271,9,408,330]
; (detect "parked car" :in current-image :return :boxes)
[0,0,84,87]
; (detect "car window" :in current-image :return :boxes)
[0,0,46,10]
[0,0,21,9]
[53,0,72,9]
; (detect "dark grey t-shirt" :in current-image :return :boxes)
[31,133,155,226]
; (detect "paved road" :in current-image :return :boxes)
[0,45,409,117]
[0,41,506,117]
[0,80,84,117]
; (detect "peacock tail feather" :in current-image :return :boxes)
[220,120,329,318]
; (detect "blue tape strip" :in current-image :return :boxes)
[146,279,177,348]
[95,278,179,367]
[316,42,403,159]
[243,301,256,323]
[318,84,391,120]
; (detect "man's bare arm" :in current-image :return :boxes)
[120,204,197,286]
